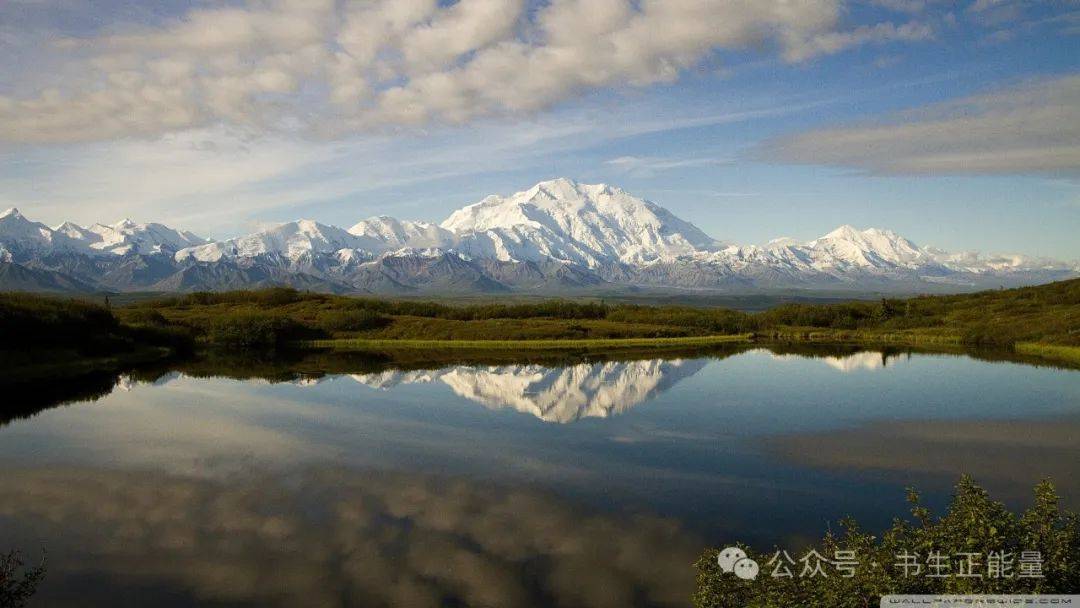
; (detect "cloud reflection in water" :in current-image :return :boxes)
[0,466,701,608]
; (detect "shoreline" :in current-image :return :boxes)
[299,334,753,351]
[298,333,1080,368]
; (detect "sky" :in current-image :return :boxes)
[0,0,1077,259]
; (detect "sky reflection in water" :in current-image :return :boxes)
[1,348,1077,607]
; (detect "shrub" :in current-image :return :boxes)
[315,309,389,333]
[0,293,120,353]
[118,308,167,326]
[125,324,195,353]
[206,312,307,348]
[0,550,45,608]
[693,477,1080,607]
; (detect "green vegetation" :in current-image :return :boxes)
[0,292,189,378]
[755,278,1079,348]
[114,279,1079,364]
[303,334,750,351]
[0,550,45,608]
[694,476,1080,607]
[3,278,1077,372]
[1015,342,1080,366]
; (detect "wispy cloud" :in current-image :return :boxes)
[0,93,835,234]
[604,155,732,174]
[759,74,1080,176]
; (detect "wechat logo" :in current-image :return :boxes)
[718,547,760,580]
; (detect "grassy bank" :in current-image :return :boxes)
[758,327,965,345]
[303,334,751,351]
[1015,342,1080,366]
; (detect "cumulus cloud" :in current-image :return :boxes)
[759,74,1080,175]
[0,0,933,143]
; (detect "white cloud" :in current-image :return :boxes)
[604,155,732,174]
[781,20,933,62]
[760,74,1080,175]
[0,0,932,144]
[870,0,941,13]
[0,96,823,234]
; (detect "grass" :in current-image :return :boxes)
[303,334,752,351]
[759,327,965,345]
[1015,342,1080,366]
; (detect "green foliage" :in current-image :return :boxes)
[0,293,196,363]
[606,305,754,334]
[116,307,167,326]
[0,550,45,608]
[314,308,390,333]
[112,278,1079,353]
[165,287,309,308]
[693,477,1080,607]
[755,302,880,330]
[0,292,120,353]
[338,297,610,321]
[206,312,310,348]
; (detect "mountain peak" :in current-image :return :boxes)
[442,178,721,267]
[536,177,580,189]
[809,224,926,269]
[822,224,863,240]
[0,207,23,220]
[295,219,324,231]
[766,236,801,249]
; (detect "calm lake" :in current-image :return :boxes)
[2,347,1078,607]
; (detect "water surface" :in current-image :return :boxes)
[2,347,1077,607]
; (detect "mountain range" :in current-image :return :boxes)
[1,178,1076,294]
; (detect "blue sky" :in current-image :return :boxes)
[0,0,1077,258]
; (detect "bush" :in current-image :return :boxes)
[693,477,1080,607]
[315,309,389,333]
[206,312,307,348]
[0,550,45,608]
[125,324,195,353]
[118,308,167,326]
[0,293,121,354]
[174,287,312,308]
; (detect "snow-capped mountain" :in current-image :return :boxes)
[444,178,723,268]
[0,208,89,254]
[176,217,455,263]
[176,219,365,263]
[1,208,206,257]
[347,216,454,250]
[805,225,929,270]
[79,219,205,255]
[2,180,1077,294]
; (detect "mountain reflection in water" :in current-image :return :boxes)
[2,346,1077,608]
[346,358,708,423]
